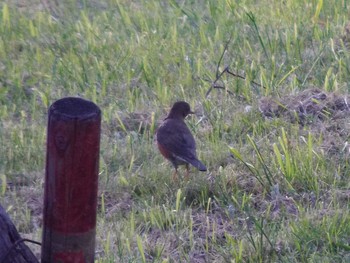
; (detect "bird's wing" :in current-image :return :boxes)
[157,120,197,160]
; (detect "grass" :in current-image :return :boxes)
[1,0,350,261]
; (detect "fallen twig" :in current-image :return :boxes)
[204,36,267,98]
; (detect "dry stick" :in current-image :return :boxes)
[226,68,267,90]
[205,65,268,98]
[205,66,234,97]
[216,35,233,79]
[205,36,267,98]
[205,35,233,98]
[205,34,233,98]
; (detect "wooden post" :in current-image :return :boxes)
[41,97,101,263]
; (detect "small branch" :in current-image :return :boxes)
[225,68,246,81]
[226,68,267,89]
[211,84,235,96]
[205,66,231,98]
[215,35,233,79]
[204,36,267,98]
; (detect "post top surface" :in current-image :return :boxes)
[50,97,100,118]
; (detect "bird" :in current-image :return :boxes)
[156,101,207,181]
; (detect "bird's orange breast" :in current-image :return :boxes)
[157,142,172,159]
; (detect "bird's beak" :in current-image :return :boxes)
[189,110,195,114]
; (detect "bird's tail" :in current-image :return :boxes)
[189,159,207,171]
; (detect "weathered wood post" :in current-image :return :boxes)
[41,97,101,263]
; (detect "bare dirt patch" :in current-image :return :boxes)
[259,88,350,156]
[259,88,350,124]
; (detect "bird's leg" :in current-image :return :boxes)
[172,168,178,182]
[184,164,190,181]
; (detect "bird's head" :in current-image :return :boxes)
[167,101,194,120]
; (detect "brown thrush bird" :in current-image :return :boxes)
[156,101,207,180]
